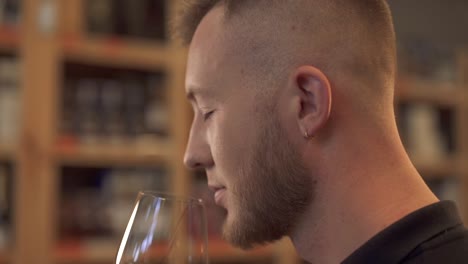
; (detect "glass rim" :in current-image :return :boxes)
[138,190,205,206]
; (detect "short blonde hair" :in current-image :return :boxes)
[174,0,397,105]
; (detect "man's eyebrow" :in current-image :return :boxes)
[186,85,213,102]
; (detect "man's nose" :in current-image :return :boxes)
[183,128,213,170]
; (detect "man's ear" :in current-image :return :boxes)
[293,66,332,138]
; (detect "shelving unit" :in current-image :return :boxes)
[0,146,15,162]
[0,25,20,53]
[0,3,19,263]
[0,24,20,163]
[55,141,173,167]
[61,37,169,70]
[396,79,461,106]
[54,239,275,264]
[3,1,467,264]
[0,251,9,264]
[395,51,468,221]
[54,240,169,264]
[0,161,12,264]
[411,155,460,179]
[7,0,296,264]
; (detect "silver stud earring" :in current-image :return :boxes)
[304,130,315,139]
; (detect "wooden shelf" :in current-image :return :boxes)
[61,35,170,71]
[55,240,174,263]
[9,1,303,264]
[55,140,173,167]
[412,155,460,179]
[55,239,273,263]
[0,25,20,53]
[396,78,463,106]
[0,145,15,161]
[0,250,10,264]
[55,240,120,263]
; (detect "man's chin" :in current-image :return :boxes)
[221,217,263,250]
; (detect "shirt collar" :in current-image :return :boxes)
[342,201,463,264]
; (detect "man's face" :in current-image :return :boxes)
[184,7,312,249]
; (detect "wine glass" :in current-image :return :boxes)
[115,191,209,264]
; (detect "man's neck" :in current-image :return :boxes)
[290,135,439,263]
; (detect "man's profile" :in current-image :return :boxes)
[175,0,468,263]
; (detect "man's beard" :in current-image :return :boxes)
[222,111,313,249]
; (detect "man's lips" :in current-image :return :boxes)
[209,185,226,206]
[214,188,226,206]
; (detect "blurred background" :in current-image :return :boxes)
[0,0,467,263]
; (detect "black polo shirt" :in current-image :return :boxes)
[342,201,468,264]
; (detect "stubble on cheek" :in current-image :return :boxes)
[220,114,313,250]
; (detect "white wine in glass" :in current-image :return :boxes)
[115,191,209,264]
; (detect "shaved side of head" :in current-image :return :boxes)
[175,0,397,116]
